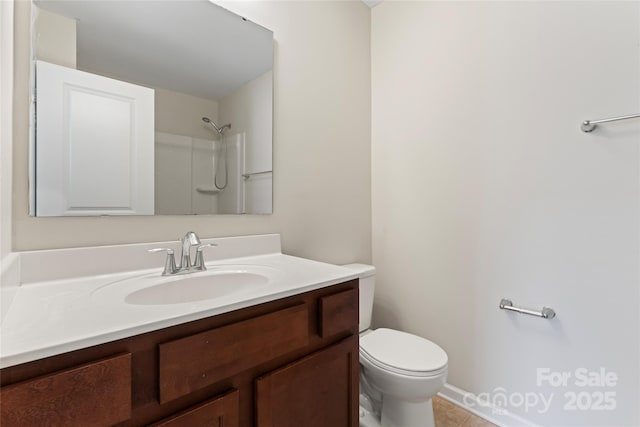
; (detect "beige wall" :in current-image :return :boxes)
[372,2,639,426]
[1,1,14,262]
[11,0,371,265]
[33,6,76,69]
[155,87,219,141]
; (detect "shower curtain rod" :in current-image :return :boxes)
[581,113,640,132]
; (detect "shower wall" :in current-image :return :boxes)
[155,132,246,215]
[216,133,245,214]
[372,2,639,426]
[155,132,218,215]
[219,71,273,214]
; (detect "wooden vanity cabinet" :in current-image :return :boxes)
[0,280,359,427]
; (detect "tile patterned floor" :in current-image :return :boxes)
[433,396,497,427]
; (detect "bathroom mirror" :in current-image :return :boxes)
[30,0,273,216]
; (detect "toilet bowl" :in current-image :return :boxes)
[342,264,448,427]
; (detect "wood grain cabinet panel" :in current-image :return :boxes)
[255,335,359,427]
[149,389,239,427]
[318,288,358,338]
[159,303,309,403]
[0,353,131,427]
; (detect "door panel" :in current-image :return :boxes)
[35,60,154,216]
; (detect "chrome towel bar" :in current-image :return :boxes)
[581,113,640,132]
[499,299,556,319]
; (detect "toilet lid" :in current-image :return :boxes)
[360,328,447,375]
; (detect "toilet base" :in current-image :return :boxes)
[381,396,435,427]
[359,405,381,427]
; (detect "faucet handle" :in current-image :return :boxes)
[147,247,178,276]
[194,243,218,270]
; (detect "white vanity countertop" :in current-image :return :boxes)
[0,235,358,369]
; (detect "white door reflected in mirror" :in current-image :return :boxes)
[35,60,154,216]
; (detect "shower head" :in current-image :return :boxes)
[202,116,221,133]
[202,117,231,134]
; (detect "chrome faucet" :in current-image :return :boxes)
[180,231,200,269]
[148,232,217,276]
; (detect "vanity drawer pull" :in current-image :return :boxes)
[0,353,132,427]
[318,288,358,338]
[159,304,309,403]
[150,388,239,427]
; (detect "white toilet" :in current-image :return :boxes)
[343,264,448,427]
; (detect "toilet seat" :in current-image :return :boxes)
[360,328,448,377]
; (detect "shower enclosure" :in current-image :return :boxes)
[154,127,245,215]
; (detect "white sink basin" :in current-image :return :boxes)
[126,272,269,305]
[92,265,283,306]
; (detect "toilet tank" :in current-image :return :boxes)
[342,264,376,332]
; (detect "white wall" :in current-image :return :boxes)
[372,2,639,426]
[10,0,372,265]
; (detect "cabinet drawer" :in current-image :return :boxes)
[159,303,309,403]
[150,389,239,427]
[0,353,131,427]
[318,288,358,338]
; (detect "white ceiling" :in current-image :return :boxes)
[34,0,274,101]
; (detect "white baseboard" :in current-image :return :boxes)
[438,383,540,427]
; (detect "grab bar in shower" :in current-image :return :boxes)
[581,113,640,132]
[242,170,272,179]
[499,298,556,319]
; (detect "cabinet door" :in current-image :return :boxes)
[255,335,358,427]
[0,353,131,427]
[149,389,239,427]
